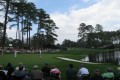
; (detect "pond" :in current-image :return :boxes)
[81,51,120,65]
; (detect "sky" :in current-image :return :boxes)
[1,0,120,44]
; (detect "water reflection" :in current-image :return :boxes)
[81,51,120,65]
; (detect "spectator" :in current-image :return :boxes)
[30,65,43,80]
[16,62,25,71]
[14,65,27,80]
[6,63,12,70]
[102,67,114,79]
[0,64,7,80]
[77,64,89,80]
[66,64,77,80]
[114,67,120,80]
[90,69,104,80]
[50,65,61,80]
[41,63,51,80]
[6,63,14,80]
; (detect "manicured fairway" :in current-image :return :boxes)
[0,53,67,69]
[0,53,79,79]
[0,49,119,79]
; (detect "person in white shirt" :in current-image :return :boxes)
[39,49,42,58]
[14,49,17,57]
[77,64,89,80]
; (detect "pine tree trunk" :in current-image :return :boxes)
[2,0,10,49]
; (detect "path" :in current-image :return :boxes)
[57,57,102,64]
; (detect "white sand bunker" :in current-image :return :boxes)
[57,57,102,64]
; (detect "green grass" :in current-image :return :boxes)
[0,49,119,79]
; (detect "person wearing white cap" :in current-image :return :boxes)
[30,65,43,80]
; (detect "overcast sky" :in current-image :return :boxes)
[1,0,120,44]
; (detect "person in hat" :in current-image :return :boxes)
[30,65,43,80]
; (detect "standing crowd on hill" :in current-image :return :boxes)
[0,62,120,80]
[0,48,61,54]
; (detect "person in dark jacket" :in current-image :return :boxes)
[14,65,27,80]
[90,69,104,80]
[0,64,7,80]
[6,63,14,80]
[66,64,77,80]
[41,63,51,80]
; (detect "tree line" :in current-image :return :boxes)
[0,0,58,49]
[62,23,120,49]
[0,0,119,49]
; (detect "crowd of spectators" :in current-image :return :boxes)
[73,64,119,80]
[0,63,120,80]
[0,62,61,80]
[0,48,61,54]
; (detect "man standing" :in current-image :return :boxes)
[39,49,42,58]
[14,49,17,57]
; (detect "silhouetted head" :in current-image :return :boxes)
[19,66,24,70]
[7,63,12,67]
[45,63,48,66]
[18,62,25,70]
[69,64,73,68]
[51,65,56,69]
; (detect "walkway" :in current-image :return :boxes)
[57,57,102,64]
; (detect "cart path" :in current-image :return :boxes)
[57,57,102,64]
